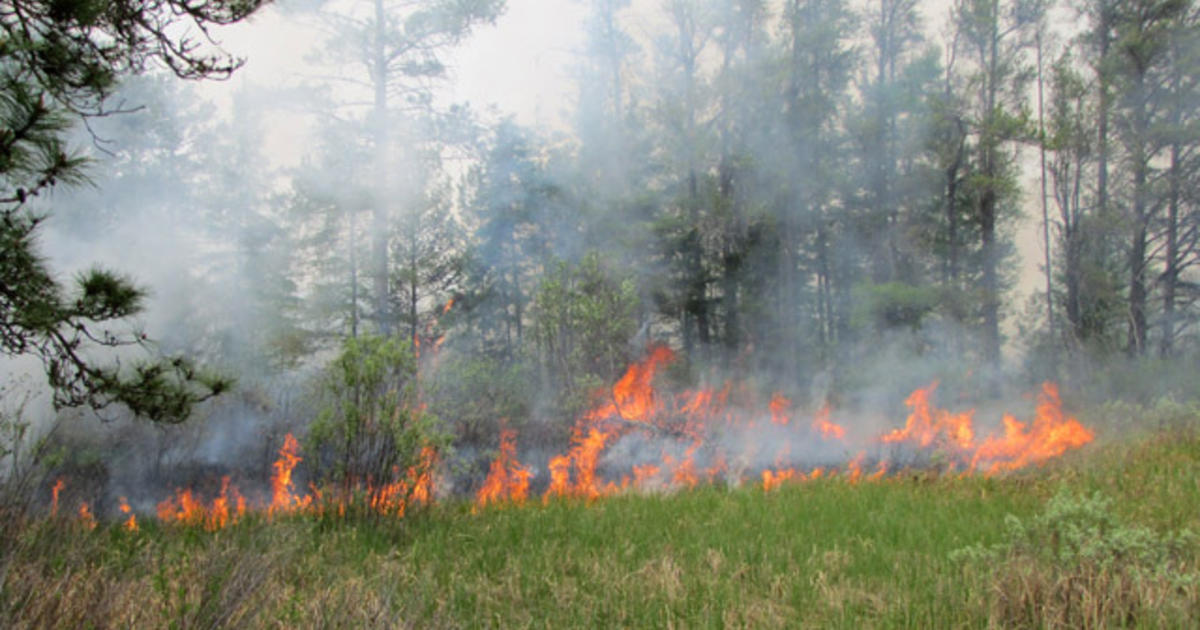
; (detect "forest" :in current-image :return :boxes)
[4,0,1200,510]
[7,0,1200,626]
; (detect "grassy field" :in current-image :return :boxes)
[4,425,1200,628]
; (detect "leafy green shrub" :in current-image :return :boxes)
[953,489,1200,628]
[426,355,533,449]
[532,253,639,423]
[1087,397,1200,434]
[307,335,444,490]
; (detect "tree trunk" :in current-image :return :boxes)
[1037,30,1054,341]
[372,0,391,336]
[1161,139,1181,357]
[1127,71,1151,357]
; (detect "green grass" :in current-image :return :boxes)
[5,428,1200,628]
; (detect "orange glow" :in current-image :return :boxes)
[476,429,533,510]
[881,383,974,449]
[632,463,661,489]
[78,502,96,530]
[762,468,797,491]
[50,478,64,517]
[664,442,701,489]
[443,297,455,314]
[846,452,866,483]
[970,383,1094,472]
[119,497,137,532]
[408,446,437,507]
[269,433,304,517]
[811,404,846,440]
[868,461,889,482]
[769,393,791,425]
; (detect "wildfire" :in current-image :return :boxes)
[475,428,533,510]
[50,478,64,517]
[811,404,846,440]
[969,383,1094,473]
[269,433,308,517]
[769,393,791,425]
[119,497,137,532]
[78,502,96,530]
[521,346,1095,499]
[61,346,1098,532]
[585,345,675,424]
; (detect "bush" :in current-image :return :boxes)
[953,489,1200,627]
[307,335,444,491]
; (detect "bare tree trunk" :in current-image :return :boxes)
[1161,139,1181,357]
[979,6,1002,364]
[349,203,359,339]
[1037,29,1054,341]
[371,0,391,336]
[1127,72,1151,357]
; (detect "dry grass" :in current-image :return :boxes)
[3,423,1200,627]
[978,557,1200,629]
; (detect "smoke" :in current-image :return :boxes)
[4,1,1178,521]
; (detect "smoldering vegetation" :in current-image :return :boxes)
[4,0,1200,528]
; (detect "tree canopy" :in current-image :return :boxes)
[0,0,267,421]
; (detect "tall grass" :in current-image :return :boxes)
[4,426,1200,627]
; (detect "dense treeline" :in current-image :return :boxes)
[262,1,1200,406]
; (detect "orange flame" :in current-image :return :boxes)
[811,404,846,440]
[119,497,137,532]
[762,468,797,491]
[50,478,64,517]
[269,433,305,517]
[475,429,533,510]
[586,345,675,423]
[78,502,96,530]
[881,382,974,449]
[769,393,791,425]
[970,383,1094,472]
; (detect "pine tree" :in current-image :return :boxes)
[0,0,265,422]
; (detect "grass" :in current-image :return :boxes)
[5,427,1200,628]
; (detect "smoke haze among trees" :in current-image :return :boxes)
[5,0,1200,507]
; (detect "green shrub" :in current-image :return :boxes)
[953,489,1200,627]
[307,335,444,490]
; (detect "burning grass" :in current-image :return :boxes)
[8,349,1199,627]
[4,425,1200,627]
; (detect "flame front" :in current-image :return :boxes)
[270,433,307,517]
[50,478,64,517]
[73,347,1095,533]
[77,502,96,530]
[970,383,1094,472]
[881,383,975,449]
[119,497,137,532]
[475,428,533,509]
[811,405,846,440]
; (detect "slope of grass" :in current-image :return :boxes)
[4,428,1200,628]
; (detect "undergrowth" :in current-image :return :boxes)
[3,422,1200,628]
